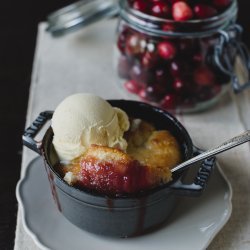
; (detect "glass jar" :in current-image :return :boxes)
[115,0,250,113]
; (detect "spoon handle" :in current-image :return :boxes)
[171,130,250,173]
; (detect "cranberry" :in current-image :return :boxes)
[149,0,164,4]
[168,0,187,4]
[154,67,171,87]
[194,4,217,19]
[178,38,194,55]
[146,42,156,52]
[138,87,154,101]
[162,23,175,32]
[153,83,167,96]
[125,33,145,56]
[194,66,215,86]
[124,80,142,94]
[170,60,190,78]
[173,78,185,93]
[118,55,131,79]
[141,51,159,69]
[212,0,231,9]
[172,2,193,21]
[157,41,176,60]
[138,89,147,100]
[132,0,149,13]
[170,61,181,77]
[160,94,176,110]
[150,1,171,18]
[117,29,129,54]
[130,64,151,84]
[139,84,165,102]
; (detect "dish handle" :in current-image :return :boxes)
[170,148,215,196]
[23,111,53,155]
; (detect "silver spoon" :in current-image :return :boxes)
[171,130,250,173]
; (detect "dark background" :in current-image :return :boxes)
[0,1,249,249]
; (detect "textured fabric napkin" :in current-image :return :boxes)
[15,20,250,250]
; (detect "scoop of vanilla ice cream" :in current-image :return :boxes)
[51,93,130,161]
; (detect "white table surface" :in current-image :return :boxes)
[15,20,250,250]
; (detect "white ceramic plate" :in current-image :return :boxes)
[16,157,232,250]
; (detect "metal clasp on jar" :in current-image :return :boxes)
[212,24,250,93]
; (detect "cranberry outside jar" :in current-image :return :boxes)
[115,0,250,113]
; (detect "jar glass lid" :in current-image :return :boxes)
[47,0,119,36]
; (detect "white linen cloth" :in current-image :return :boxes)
[15,20,250,250]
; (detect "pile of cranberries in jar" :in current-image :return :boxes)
[116,0,233,112]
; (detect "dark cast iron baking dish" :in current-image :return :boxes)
[22,100,215,237]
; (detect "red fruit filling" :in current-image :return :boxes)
[80,154,150,194]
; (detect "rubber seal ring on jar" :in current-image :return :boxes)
[46,0,119,37]
[212,24,250,94]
